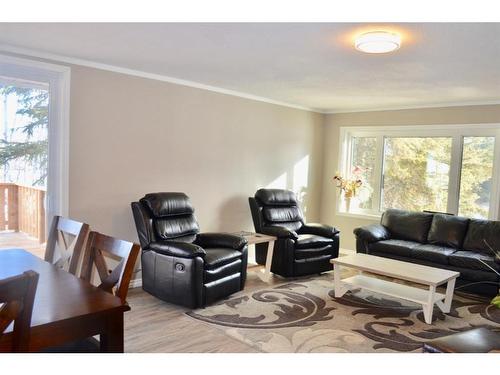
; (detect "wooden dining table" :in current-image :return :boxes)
[0,249,129,353]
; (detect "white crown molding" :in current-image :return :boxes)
[323,100,500,115]
[0,43,323,113]
[2,43,499,115]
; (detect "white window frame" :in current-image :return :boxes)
[0,54,70,229]
[338,124,500,220]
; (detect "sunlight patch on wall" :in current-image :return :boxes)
[293,155,309,194]
[263,155,311,217]
[265,172,287,189]
[293,155,310,217]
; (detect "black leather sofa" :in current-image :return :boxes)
[131,192,248,308]
[249,188,340,277]
[354,209,500,296]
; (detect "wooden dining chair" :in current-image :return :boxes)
[43,232,140,353]
[81,231,140,304]
[0,270,39,352]
[44,216,90,275]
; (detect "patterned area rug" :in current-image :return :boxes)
[187,275,500,352]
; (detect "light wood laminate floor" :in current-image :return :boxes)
[125,265,282,352]
[124,249,354,352]
[0,231,45,258]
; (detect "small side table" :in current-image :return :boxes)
[232,231,277,282]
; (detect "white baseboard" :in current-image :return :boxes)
[129,278,143,289]
[340,247,355,254]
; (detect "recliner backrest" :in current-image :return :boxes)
[140,192,200,240]
[254,189,303,232]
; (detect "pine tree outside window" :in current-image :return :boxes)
[0,84,49,188]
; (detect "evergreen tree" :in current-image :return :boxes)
[0,85,48,186]
[351,136,494,218]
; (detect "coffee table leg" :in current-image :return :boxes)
[436,278,456,313]
[422,285,436,324]
[262,240,275,282]
[334,264,346,298]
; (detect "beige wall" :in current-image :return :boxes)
[320,104,500,250]
[11,52,500,274]
[68,65,325,250]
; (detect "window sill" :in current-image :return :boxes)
[335,211,381,221]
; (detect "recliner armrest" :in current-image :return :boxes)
[299,223,339,238]
[353,224,390,243]
[260,226,298,240]
[195,232,248,250]
[147,240,206,259]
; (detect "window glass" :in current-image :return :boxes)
[350,137,377,211]
[0,85,49,187]
[381,137,452,213]
[458,136,495,219]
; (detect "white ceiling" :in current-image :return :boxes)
[0,23,499,113]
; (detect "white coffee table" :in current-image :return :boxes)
[330,253,460,324]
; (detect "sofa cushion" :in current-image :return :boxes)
[204,248,242,269]
[369,239,420,257]
[204,259,242,283]
[462,219,500,255]
[263,206,302,223]
[412,244,456,265]
[295,245,332,260]
[268,222,303,232]
[154,216,200,239]
[295,234,333,249]
[372,251,499,280]
[427,214,469,248]
[381,209,433,243]
[448,251,500,273]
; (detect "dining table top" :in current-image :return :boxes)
[0,248,128,336]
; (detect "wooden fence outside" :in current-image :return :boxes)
[0,183,46,243]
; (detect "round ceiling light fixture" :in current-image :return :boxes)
[355,31,401,54]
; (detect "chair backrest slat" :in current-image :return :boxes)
[80,231,140,304]
[44,216,90,275]
[0,270,39,352]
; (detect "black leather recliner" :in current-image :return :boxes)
[249,188,340,277]
[131,192,248,308]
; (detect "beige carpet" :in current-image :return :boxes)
[187,274,500,352]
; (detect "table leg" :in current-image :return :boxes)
[333,263,346,298]
[436,278,456,313]
[422,285,436,324]
[262,241,275,282]
[100,312,124,353]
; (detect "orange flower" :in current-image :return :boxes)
[333,173,364,198]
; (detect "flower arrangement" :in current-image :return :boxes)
[333,166,364,199]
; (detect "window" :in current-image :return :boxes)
[339,125,500,219]
[0,54,70,230]
[381,137,452,213]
